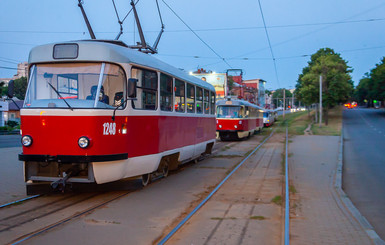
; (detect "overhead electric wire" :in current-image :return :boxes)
[235,2,385,59]
[1,17,383,35]
[121,0,139,23]
[257,0,280,87]
[161,0,232,69]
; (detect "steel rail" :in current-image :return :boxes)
[0,195,41,209]
[284,127,290,245]
[158,130,275,245]
[9,191,131,245]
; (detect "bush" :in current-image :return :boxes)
[6,120,19,128]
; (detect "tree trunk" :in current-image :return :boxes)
[324,106,329,125]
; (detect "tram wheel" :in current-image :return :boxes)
[141,173,151,187]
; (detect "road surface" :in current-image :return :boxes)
[343,107,385,240]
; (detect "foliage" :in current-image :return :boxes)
[295,48,353,124]
[13,77,28,100]
[0,81,5,96]
[272,88,292,107]
[354,57,385,105]
[6,120,19,128]
[227,76,235,92]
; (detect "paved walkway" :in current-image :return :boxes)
[289,135,374,245]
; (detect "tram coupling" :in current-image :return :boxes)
[50,167,80,193]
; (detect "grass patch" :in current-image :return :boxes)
[271,106,342,136]
[274,111,312,135]
[211,217,237,220]
[311,106,342,136]
[289,185,297,194]
[271,195,283,205]
[250,215,265,220]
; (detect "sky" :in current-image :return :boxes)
[1,0,385,90]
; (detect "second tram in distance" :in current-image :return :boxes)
[216,98,264,141]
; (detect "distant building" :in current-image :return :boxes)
[242,79,267,107]
[0,62,28,86]
[3,100,23,124]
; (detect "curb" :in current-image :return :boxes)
[335,127,385,245]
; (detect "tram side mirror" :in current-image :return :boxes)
[7,80,14,99]
[127,78,138,98]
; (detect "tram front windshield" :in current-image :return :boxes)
[24,63,126,109]
[217,106,243,118]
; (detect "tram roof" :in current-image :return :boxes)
[28,40,215,91]
[216,98,265,110]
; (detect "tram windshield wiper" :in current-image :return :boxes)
[46,82,74,111]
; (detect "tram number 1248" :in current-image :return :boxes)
[103,122,116,135]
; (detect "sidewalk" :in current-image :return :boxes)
[289,135,375,245]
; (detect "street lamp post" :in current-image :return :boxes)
[319,75,322,127]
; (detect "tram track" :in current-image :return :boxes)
[157,130,285,244]
[0,189,138,245]
[0,139,234,245]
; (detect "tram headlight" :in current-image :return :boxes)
[21,135,32,147]
[78,136,90,149]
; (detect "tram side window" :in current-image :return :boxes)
[187,83,195,113]
[196,87,203,114]
[160,73,173,111]
[175,79,185,112]
[204,90,209,114]
[131,67,157,110]
[243,106,249,118]
[210,91,216,114]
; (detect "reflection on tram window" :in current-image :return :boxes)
[160,73,173,111]
[175,79,185,112]
[187,83,195,113]
[24,63,126,109]
[131,67,158,110]
[216,106,243,118]
[196,87,203,114]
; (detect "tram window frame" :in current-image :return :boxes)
[210,91,216,114]
[196,87,203,114]
[175,79,185,113]
[160,73,173,111]
[204,89,209,114]
[186,83,195,113]
[131,67,158,110]
[57,74,78,99]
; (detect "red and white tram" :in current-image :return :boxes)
[216,99,264,141]
[12,40,216,191]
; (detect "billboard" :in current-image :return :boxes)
[191,73,227,98]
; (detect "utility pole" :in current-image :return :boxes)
[319,75,322,127]
[283,89,286,119]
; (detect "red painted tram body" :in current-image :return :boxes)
[16,40,216,190]
[216,99,264,141]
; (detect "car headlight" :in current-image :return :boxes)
[21,135,33,147]
[78,136,90,148]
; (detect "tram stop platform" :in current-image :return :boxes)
[289,135,383,245]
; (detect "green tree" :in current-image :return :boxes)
[295,48,353,125]
[13,77,28,100]
[0,81,5,96]
[272,88,292,108]
[354,57,385,107]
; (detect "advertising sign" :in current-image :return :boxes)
[192,73,227,98]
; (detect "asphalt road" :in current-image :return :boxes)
[0,134,21,148]
[343,107,385,240]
